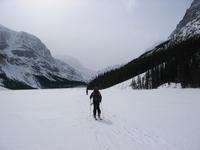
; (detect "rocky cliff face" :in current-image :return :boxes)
[0,25,86,89]
[169,0,200,43]
[142,0,200,56]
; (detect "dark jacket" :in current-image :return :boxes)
[90,90,102,101]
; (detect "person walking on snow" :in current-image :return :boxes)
[90,87,102,119]
[86,86,88,95]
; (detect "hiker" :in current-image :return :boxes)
[86,87,88,95]
[90,87,102,119]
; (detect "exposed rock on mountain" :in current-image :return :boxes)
[169,0,200,44]
[0,25,86,89]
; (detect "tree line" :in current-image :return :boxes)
[88,36,200,89]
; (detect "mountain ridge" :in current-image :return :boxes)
[168,0,200,44]
[170,0,200,38]
[54,55,96,83]
[0,25,86,89]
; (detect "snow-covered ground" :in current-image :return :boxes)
[0,87,200,150]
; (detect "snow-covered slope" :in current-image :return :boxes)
[0,25,86,89]
[151,0,200,48]
[55,55,96,83]
[168,0,200,46]
[0,86,8,90]
[143,0,200,56]
[87,64,125,85]
[55,55,86,71]
[169,0,200,42]
[0,88,200,149]
[108,73,182,90]
[91,64,124,80]
[96,64,124,75]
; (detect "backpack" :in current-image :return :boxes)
[93,90,101,101]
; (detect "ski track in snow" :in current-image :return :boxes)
[0,88,200,150]
[82,98,172,150]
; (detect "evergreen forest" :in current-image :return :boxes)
[88,36,200,89]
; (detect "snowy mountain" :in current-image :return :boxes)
[169,0,200,42]
[54,55,96,83]
[96,64,124,75]
[0,25,86,89]
[55,55,86,71]
[143,0,200,55]
[55,55,124,83]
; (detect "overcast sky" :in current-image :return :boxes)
[0,0,193,71]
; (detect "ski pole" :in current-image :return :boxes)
[90,99,91,117]
[101,101,104,118]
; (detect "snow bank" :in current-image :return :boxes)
[0,86,8,90]
[158,83,182,89]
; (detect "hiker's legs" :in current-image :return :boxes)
[93,101,97,117]
[96,102,101,117]
[93,101,101,117]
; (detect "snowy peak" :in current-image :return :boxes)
[169,0,200,42]
[96,64,124,77]
[174,0,200,32]
[55,55,84,70]
[54,55,96,83]
[0,25,54,63]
